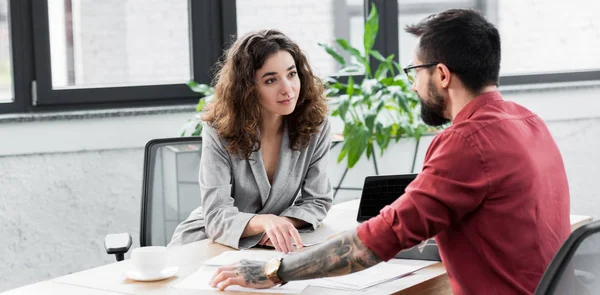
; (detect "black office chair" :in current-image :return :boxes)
[104,137,203,261]
[535,220,600,295]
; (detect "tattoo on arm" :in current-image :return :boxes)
[278,230,382,281]
[237,260,268,285]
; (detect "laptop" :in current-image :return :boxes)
[356,173,441,261]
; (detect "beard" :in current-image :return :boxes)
[419,80,450,127]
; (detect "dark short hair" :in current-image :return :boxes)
[405,9,501,92]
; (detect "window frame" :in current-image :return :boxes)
[0,0,34,114]
[348,0,600,87]
[3,0,599,115]
[0,0,236,114]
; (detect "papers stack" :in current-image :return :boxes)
[175,249,437,293]
[202,250,284,266]
[306,260,438,291]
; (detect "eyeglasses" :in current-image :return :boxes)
[403,62,439,84]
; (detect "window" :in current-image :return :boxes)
[47,0,191,88]
[31,0,201,107]
[0,0,12,103]
[498,0,600,76]
[1,0,236,114]
[236,0,365,77]
[393,0,600,85]
[1,0,598,115]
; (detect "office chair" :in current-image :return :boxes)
[104,137,202,261]
[535,220,600,295]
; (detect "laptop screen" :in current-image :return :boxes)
[356,174,418,222]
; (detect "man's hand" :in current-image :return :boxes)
[210,230,383,291]
[210,260,275,291]
[257,215,304,253]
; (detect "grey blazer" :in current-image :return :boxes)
[169,119,333,249]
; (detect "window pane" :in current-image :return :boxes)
[0,0,12,102]
[236,0,364,77]
[48,0,191,89]
[498,0,600,75]
[398,13,431,67]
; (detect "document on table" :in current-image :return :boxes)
[297,209,358,246]
[203,250,284,266]
[307,259,438,291]
[174,265,309,294]
[297,223,341,246]
[177,249,437,293]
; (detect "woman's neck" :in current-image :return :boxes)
[260,113,284,138]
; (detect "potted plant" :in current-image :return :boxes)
[319,3,432,171]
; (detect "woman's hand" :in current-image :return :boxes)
[258,234,273,247]
[256,215,304,253]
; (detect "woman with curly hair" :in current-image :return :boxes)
[169,29,333,253]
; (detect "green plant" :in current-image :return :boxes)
[180,81,214,137]
[319,3,430,169]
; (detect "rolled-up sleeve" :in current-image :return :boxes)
[357,131,489,261]
[280,119,334,230]
[200,126,256,249]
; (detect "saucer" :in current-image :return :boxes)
[124,266,179,282]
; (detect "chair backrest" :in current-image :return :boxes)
[535,220,600,295]
[140,137,202,247]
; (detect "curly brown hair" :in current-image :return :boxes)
[202,29,329,159]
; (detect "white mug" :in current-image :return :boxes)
[130,246,168,276]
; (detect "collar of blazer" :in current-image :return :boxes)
[249,125,301,208]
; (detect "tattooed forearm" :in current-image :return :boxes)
[278,230,381,281]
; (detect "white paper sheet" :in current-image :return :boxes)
[297,224,341,246]
[174,266,309,294]
[203,250,284,267]
[296,210,358,246]
[309,260,438,291]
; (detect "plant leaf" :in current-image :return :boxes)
[338,64,364,74]
[336,39,368,65]
[375,123,385,147]
[369,50,386,62]
[393,61,404,76]
[346,126,369,168]
[337,144,348,163]
[365,113,377,134]
[386,55,396,75]
[324,88,340,97]
[196,99,206,112]
[346,76,355,97]
[374,62,388,80]
[396,92,411,114]
[336,39,369,77]
[380,77,394,86]
[364,3,379,53]
[318,42,346,66]
[338,99,351,122]
[191,123,202,136]
[188,81,213,94]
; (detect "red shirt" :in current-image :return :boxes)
[357,91,570,295]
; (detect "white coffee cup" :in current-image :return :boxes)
[130,246,168,276]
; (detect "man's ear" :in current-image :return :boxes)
[436,64,452,89]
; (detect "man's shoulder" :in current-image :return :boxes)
[453,100,540,136]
